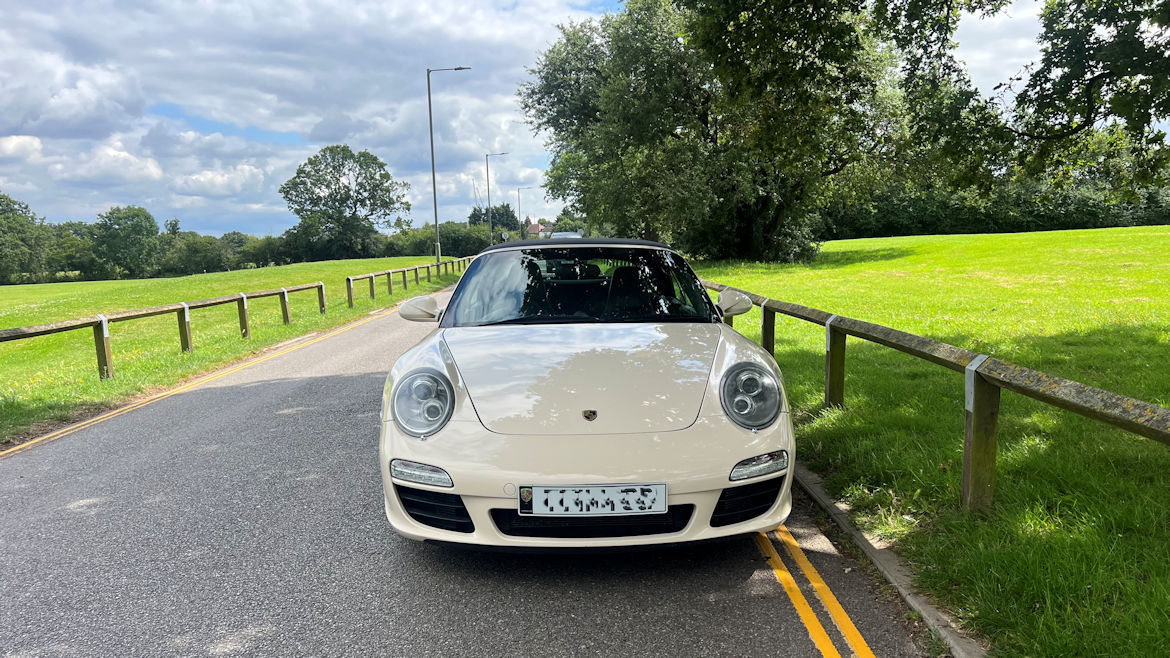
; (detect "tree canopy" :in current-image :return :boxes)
[519,0,1168,259]
[521,0,886,260]
[279,144,411,260]
[468,203,521,232]
[93,206,160,279]
[0,193,46,283]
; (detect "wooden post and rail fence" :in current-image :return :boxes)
[0,256,478,385]
[703,280,1170,513]
[0,282,326,381]
[344,257,472,308]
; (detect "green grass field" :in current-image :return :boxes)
[0,256,458,444]
[693,225,1170,657]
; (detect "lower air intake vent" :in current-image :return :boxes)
[491,505,694,539]
[710,476,785,527]
[395,485,474,533]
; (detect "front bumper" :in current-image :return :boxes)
[379,414,795,548]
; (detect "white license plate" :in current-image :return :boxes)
[518,484,668,516]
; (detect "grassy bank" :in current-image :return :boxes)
[693,225,1170,656]
[0,257,458,444]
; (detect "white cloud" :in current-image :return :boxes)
[954,0,1044,99]
[0,0,598,233]
[0,175,39,194]
[47,138,163,184]
[0,136,44,161]
[172,164,265,198]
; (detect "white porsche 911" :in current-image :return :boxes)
[379,239,793,548]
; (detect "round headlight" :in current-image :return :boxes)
[720,363,781,429]
[391,368,455,437]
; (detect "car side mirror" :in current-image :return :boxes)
[717,290,754,318]
[400,295,442,322]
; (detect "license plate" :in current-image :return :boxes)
[518,484,668,516]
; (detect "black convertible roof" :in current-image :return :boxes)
[478,238,674,254]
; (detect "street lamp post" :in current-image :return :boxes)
[427,65,471,263]
[484,152,508,243]
[516,186,535,231]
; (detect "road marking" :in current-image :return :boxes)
[0,298,427,462]
[775,526,877,658]
[754,531,842,658]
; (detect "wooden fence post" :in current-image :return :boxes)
[316,282,326,314]
[761,305,776,357]
[368,276,376,300]
[387,271,394,295]
[427,265,432,283]
[93,314,112,379]
[962,354,1000,512]
[346,277,355,308]
[279,288,291,324]
[177,303,192,352]
[237,294,251,339]
[401,270,409,291]
[414,268,420,285]
[825,315,845,407]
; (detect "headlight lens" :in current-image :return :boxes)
[391,368,455,437]
[390,459,454,487]
[720,363,781,429]
[730,450,788,481]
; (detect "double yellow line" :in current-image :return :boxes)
[756,526,876,658]
[0,305,405,461]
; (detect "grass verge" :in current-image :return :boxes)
[693,226,1170,657]
[0,256,458,445]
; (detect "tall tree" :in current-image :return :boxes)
[0,192,48,283]
[521,0,892,259]
[870,0,1170,183]
[279,144,410,260]
[45,221,103,280]
[468,203,521,232]
[92,206,159,279]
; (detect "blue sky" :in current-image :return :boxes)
[147,104,309,147]
[0,0,1044,237]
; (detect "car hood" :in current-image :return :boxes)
[442,323,721,435]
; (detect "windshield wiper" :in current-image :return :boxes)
[474,315,599,326]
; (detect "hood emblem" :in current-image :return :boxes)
[583,410,598,421]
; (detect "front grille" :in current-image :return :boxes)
[710,476,785,527]
[395,485,474,533]
[491,505,694,539]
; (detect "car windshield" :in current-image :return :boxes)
[441,246,719,327]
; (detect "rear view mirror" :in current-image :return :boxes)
[400,296,442,322]
[717,289,754,318]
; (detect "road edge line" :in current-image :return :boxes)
[754,531,842,658]
[793,463,988,658]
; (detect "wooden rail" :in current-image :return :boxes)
[344,257,472,308]
[703,280,1170,512]
[0,281,326,381]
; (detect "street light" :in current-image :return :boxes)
[516,186,536,231]
[485,152,508,244]
[427,65,471,263]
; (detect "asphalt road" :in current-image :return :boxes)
[1,293,927,657]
